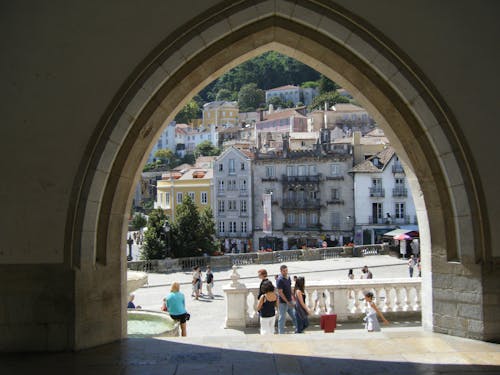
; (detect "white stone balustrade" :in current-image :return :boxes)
[223,278,421,328]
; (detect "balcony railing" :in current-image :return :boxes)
[283,223,322,231]
[224,276,421,328]
[392,164,405,173]
[282,198,322,209]
[392,187,408,197]
[218,231,251,238]
[281,174,322,183]
[261,177,278,182]
[367,215,413,225]
[239,189,249,197]
[326,198,344,205]
[325,175,344,181]
[369,187,385,197]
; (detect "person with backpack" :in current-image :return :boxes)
[205,266,214,299]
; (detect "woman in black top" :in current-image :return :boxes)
[257,280,277,335]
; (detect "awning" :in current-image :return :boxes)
[383,229,410,237]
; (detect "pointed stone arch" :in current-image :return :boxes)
[68,1,489,348]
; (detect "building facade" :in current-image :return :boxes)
[202,101,239,128]
[265,84,318,106]
[155,168,213,222]
[213,146,253,252]
[351,147,417,245]
[252,144,354,251]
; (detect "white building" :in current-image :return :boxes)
[213,146,254,252]
[265,85,318,106]
[146,121,176,162]
[351,147,417,245]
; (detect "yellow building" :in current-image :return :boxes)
[155,168,213,221]
[202,101,239,126]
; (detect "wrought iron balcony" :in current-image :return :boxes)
[369,187,385,197]
[281,174,322,184]
[325,175,344,181]
[281,198,322,209]
[392,187,408,197]
[283,223,322,232]
[326,198,344,205]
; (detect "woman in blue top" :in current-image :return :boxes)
[165,282,189,336]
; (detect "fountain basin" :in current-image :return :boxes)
[127,309,179,337]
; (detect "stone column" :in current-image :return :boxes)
[223,266,248,328]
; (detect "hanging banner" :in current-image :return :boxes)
[262,193,272,234]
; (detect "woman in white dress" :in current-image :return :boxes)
[363,291,389,332]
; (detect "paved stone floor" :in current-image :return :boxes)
[1,256,499,374]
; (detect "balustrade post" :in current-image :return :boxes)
[331,287,349,320]
[223,266,248,328]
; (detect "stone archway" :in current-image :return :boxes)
[69,1,489,349]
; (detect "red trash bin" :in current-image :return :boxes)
[320,314,337,333]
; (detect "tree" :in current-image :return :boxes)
[170,195,203,258]
[318,75,339,94]
[131,213,147,231]
[198,206,218,255]
[154,148,176,168]
[140,209,168,260]
[215,88,235,101]
[174,99,200,124]
[308,91,350,111]
[267,96,286,109]
[194,140,221,157]
[238,83,265,112]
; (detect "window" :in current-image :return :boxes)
[309,191,318,200]
[228,200,237,210]
[218,180,224,192]
[395,203,405,219]
[165,192,170,206]
[218,200,225,213]
[240,179,247,191]
[229,221,237,232]
[228,179,236,190]
[287,213,295,224]
[299,213,307,226]
[372,178,382,188]
[297,165,306,176]
[311,213,318,225]
[229,159,235,174]
[265,166,275,177]
[330,164,341,176]
[188,192,195,201]
[240,200,247,213]
[241,221,247,233]
[286,165,295,176]
[201,192,207,204]
[219,163,223,171]
[177,192,183,203]
[308,165,317,175]
[395,178,405,186]
[218,221,225,233]
[241,162,245,170]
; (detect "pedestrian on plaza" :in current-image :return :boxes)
[417,257,422,277]
[205,266,214,299]
[165,282,189,336]
[294,276,310,333]
[257,269,269,299]
[257,280,278,335]
[127,293,141,309]
[361,266,373,279]
[363,291,389,332]
[348,269,354,280]
[408,254,416,277]
[276,264,297,334]
[192,266,202,300]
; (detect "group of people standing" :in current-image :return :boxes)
[191,265,214,300]
[256,265,311,335]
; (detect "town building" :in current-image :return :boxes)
[265,84,318,106]
[213,146,254,253]
[351,147,417,245]
[308,103,375,134]
[252,138,354,251]
[146,121,176,163]
[155,167,213,222]
[202,101,239,128]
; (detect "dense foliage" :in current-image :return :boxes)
[131,213,147,231]
[194,140,221,157]
[198,51,321,103]
[170,195,217,257]
[140,209,169,260]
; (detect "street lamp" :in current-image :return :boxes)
[163,222,171,258]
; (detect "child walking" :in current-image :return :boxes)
[363,291,389,332]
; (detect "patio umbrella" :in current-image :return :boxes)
[394,233,412,240]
